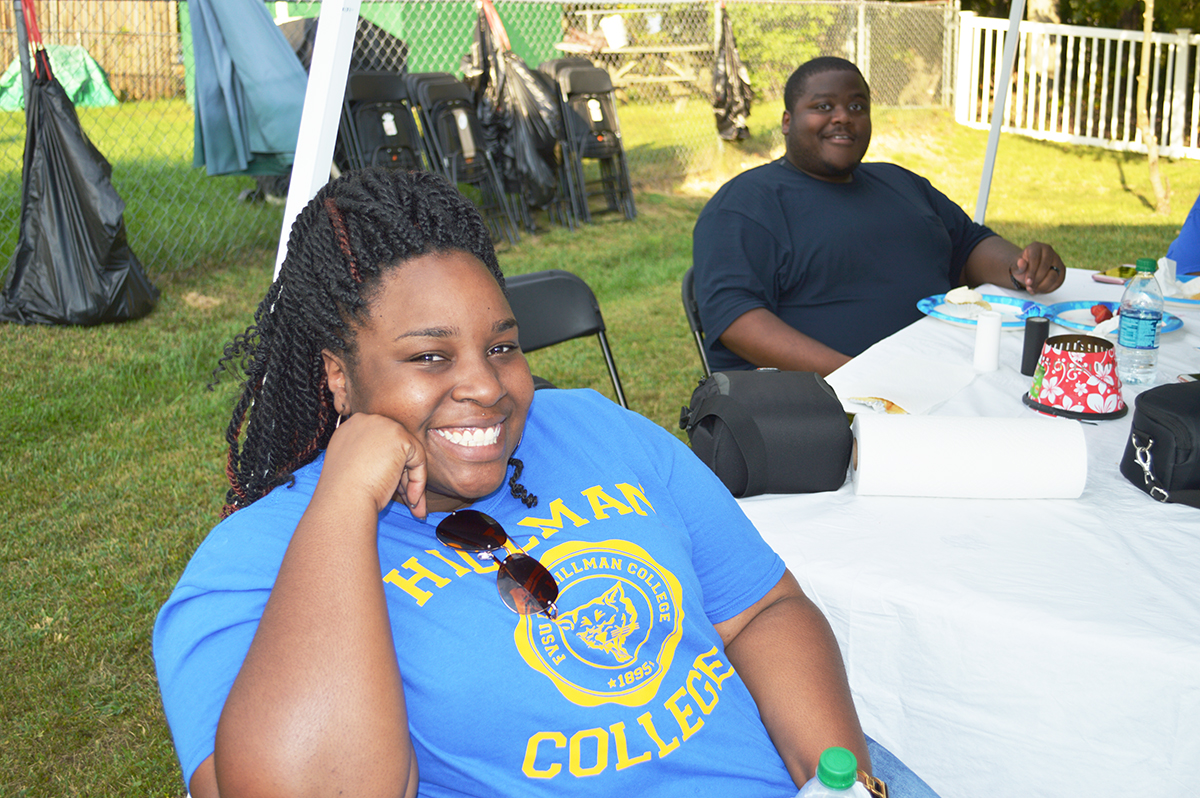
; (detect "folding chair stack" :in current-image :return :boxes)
[330,57,636,241]
[339,71,426,173]
[404,71,521,245]
[540,63,636,223]
[538,57,593,83]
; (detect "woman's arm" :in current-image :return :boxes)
[714,568,869,788]
[196,414,427,798]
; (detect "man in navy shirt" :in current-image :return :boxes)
[693,57,1067,375]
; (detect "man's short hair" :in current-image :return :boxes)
[783,57,868,113]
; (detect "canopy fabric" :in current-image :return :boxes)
[189,0,307,176]
[0,43,118,111]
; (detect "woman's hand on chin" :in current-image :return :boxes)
[321,413,429,520]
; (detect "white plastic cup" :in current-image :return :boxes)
[973,310,1002,372]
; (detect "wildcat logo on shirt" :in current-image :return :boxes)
[515,539,684,707]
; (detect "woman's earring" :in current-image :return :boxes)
[335,407,347,429]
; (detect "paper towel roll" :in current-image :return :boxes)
[851,415,1087,498]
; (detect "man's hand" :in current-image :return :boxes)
[962,236,1067,296]
[1011,241,1066,294]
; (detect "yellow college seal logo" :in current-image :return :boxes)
[514,539,684,707]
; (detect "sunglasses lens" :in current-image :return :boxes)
[497,552,559,617]
[436,510,508,552]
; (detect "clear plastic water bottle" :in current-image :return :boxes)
[1115,257,1164,385]
[795,747,871,797]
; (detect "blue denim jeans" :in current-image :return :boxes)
[864,735,942,798]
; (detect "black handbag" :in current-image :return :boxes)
[679,369,852,498]
[1118,381,1200,508]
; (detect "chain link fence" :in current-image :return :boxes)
[0,0,956,278]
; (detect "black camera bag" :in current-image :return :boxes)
[679,370,852,498]
[1119,380,1200,508]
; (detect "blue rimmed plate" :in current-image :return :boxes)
[916,293,1048,330]
[1164,294,1200,309]
[1045,300,1183,334]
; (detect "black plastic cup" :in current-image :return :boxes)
[1021,316,1050,376]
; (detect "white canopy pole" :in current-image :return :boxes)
[273,0,361,278]
[973,0,1027,225]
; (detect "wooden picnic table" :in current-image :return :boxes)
[554,41,713,95]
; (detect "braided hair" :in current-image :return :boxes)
[213,168,535,516]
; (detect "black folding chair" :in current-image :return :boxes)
[537,57,595,225]
[681,266,711,377]
[339,71,426,173]
[524,67,579,233]
[506,269,628,408]
[538,57,595,82]
[405,72,520,245]
[555,66,636,223]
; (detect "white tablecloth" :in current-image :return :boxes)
[739,269,1200,798]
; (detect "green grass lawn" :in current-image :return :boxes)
[0,100,283,274]
[2,107,1197,796]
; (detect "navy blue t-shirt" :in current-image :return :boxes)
[692,159,995,371]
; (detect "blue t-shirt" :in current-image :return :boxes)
[693,159,995,371]
[154,389,793,797]
[1167,192,1200,276]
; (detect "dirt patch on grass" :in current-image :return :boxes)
[183,292,222,310]
[870,128,946,162]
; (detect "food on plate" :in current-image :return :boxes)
[847,396,908,414]
[944,285,991,310]
[1090,304,1114,323]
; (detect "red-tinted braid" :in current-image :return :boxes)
[325,196,362,283]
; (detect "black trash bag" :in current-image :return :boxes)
[713,4,753,142]
[498,53,562,207]
[1,48,158,325]
[467,0,563,208]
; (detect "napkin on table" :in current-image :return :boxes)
[825,346,977,416]
[1156,257,1200,299]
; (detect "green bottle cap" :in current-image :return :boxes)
[1136,257,1158,273]
[816,746,858,790]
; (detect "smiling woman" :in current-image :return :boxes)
[152,167,939,798]
[320,250,535,515]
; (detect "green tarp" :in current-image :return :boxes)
[0,44,119,110]
[280,2,562,75]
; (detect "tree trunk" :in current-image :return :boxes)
[1137,0,1170,214]
[1025,0,1058,24]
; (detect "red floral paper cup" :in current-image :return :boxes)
[1023,334,1128,420]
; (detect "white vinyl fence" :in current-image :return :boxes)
[956,11,1200,159]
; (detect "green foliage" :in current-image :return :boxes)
[729,4,838,101]
[1057,0,1200,30]
[959,0,1200,31]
